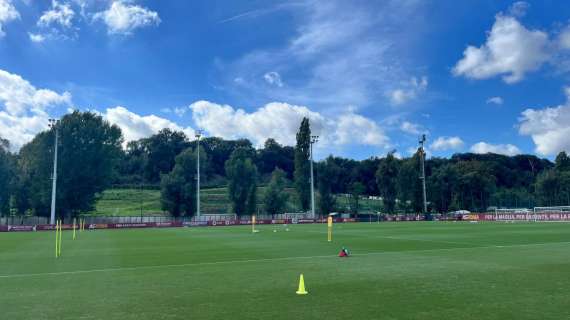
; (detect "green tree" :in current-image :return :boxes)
[142,129,189,183]
[225,147,258,216]
[397,150,423,212]
[160,148,198,217]
[17,112,123,218]
[257,139,295,178]
[263,168,289,217]
[0,138,15,215]
[294,117,311,211]
[376,152,399,213]
[317,157,337,215]
[555,151,570,172]
[349,181,365,214]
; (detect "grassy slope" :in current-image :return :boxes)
[1,222,570,319]
[90,188,381,216]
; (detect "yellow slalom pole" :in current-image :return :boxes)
[252,215,256,233]
[73,218,76,240]
[58,219,62,257]
[55,220,59,258]
[327,216,333,242]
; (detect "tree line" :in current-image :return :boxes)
[1,111,570,219]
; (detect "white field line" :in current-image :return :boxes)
[304,230,470,245]
[1,241,569,279]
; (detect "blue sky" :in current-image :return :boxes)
[1,0,570,160]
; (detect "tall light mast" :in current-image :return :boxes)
[310,135,319,218]
[419,134,427,214]
[195,130,202,217]
[49,119,59,225]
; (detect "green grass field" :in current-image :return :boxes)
[2,222,570,319]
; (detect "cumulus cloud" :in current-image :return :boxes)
[38,1,75,28]
[400,121,425,135]
[94,0,160,35]
[486,96,504,105]
[470,142,521,156]
[102,106,194,144]
[0,69,72,150]
[0,0,19,37]
[190,100,388,148]
[388,76,428,105]
[453,14,549,83]
[263,72,283,87]
[431,136,464,151]
[518,86,570,155]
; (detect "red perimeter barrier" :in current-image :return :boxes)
[0,217,358,232]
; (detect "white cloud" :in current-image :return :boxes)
[470,142,521,156]
[190,100,388,148]
[486,96,504,105]
[0,69,71,116]
[400,121,425,135]
[518,87,570,155]
[29,32,45,43]
[94,0,160,35]
[263,72,283,87]
[453,14,549,83]
[102,106,194,144]
[38,1,75,28]
[508,1,529,18]
[0,69,72,151]
[559,25,570,50]
[430,136,464,151]
[0,0,19,37]
[388,76,428,105]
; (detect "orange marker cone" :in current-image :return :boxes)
[296,274,308,295]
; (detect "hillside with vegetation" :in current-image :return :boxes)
[2,111,570,219]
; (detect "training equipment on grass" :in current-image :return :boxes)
[55,219,62,258]
[338,247,350,257]
[327,216,333,242]
[57,220,63,257]
[296,274,308,295]
[73,218,76,240]
[252,215,256,233]
[55,220,59,258]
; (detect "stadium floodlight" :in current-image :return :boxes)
[419,134,427,214]
[310,135,319,218]
[48,119,59,225]
[195,130,203,218]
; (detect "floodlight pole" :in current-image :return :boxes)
[49,119,59,225]
[310,135,319,218]
[419,134,427,214]
[195,131,202,217]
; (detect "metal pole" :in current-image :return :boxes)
[310,136,319,218]
[49,120,59,225]
[419,135,428,214]
[196,131,202,217]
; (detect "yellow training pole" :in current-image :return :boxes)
[58,220,62,257]
[252,215,256,233]
[327,216,333,242]
[73,218,76,240]
[55,220,59,258]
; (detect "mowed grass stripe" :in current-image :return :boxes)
[2,237,569,279]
